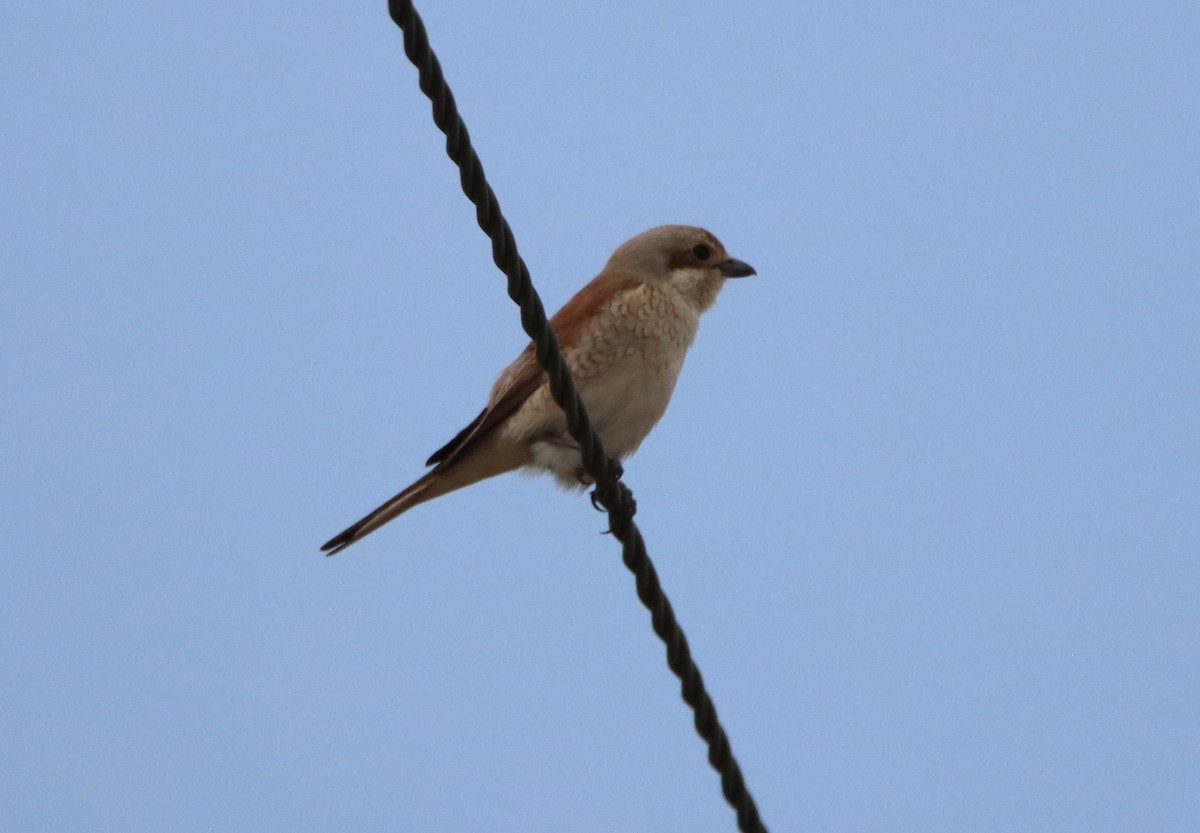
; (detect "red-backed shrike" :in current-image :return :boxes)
[321,225,755,554]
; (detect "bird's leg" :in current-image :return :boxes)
[531,432,594,488]
[542,433,593,486]
[590,457,635,523]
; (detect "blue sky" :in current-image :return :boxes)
[3,2,1198,831]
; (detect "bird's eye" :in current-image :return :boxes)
[692,244,711,261]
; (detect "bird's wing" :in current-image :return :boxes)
[424,346,543,468]
[425,270,642,470]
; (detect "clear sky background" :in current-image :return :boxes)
[3,2,1198,831]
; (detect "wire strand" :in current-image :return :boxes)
[386,3,767,830]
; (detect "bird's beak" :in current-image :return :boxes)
[719,257,756,278]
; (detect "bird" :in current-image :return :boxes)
[321,224,755,555]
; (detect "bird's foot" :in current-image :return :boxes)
[590,459,635,533]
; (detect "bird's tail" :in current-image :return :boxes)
[320,440,524,556]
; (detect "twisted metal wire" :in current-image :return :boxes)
[386,3,767,830]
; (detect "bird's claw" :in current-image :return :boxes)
[591,490,636,518]
[588,459,626,513]
[590,459,636,534]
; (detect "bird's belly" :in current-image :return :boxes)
[581,341,687,459]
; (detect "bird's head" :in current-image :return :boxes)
[605,225,755,311]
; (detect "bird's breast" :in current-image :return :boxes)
[568,284,700,457]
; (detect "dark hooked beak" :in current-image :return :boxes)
[719,257,757,278]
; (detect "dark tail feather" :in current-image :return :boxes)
[321,433,527,556]
[320,470,441,556]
